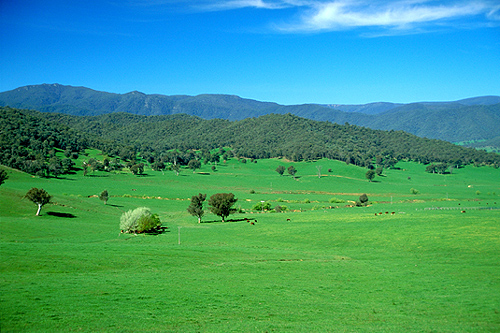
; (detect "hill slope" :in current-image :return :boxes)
[1,84,499,146]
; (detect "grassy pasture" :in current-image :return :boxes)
[1,154,500,332]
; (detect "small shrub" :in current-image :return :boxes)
[359,194,369,206]
[410,188,419,195]
[476,191,481,196]
[303,198,311,204]
[249,189,256,194]
[275,205,287,213]
[136,214,161,233]
[329,197,345,204]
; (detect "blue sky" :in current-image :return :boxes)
[1,0,499,105]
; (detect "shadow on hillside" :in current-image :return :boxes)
[107,204,123,208]
[201,218,258,224]
[144,226,170,235]
[46,211,77,218]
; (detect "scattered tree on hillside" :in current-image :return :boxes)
[435,163,448,174]
[426,164,437,174]
[287,166,297,179]
[375,167,383,176]
[365,170,376,182]
[130,163,144,175]
[152,161,166,174]
[0,169,8,186]
[187,193,207,223]
[24,187,51,216]
[316,165,322,178]
[99,190,109,205]
[275,165,285,176]
[208,193,238,222]
[188,159,201,173]
[357,193,369,207]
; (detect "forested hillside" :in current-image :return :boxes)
[1,84,499,147]
[2,107,498,179]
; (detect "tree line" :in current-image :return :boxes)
[1,107,499,179]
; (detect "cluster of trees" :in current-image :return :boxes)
[275,165,297,178]
[187,193,238,223]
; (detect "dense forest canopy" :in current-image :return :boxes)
[1,106,499,178]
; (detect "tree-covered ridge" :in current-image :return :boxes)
[0,107,126,177]
[1,84,500,147]
[9,107,499,170]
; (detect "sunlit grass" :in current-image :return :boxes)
[1,155,499,331]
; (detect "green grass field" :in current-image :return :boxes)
[1,154,499,332]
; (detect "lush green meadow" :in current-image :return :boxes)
[1,154,500,332]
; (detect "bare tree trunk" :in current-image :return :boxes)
[36,204,42,216]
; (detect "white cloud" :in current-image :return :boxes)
[195,0,500,34]
[287,0,494,32]
[195,0,296,10]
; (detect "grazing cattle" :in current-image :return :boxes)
[132,189,137,191]
[287,218,291,221]
[391,212,395,215]
[385,212,389,214]
[375,213,378,216]
[461,210,466,213]
[251,222,255,225]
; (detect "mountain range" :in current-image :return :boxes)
[1,84,499,149]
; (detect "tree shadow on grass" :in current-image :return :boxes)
[46,211,77,218]
[201,218,257,223]
[143,226,170,235]
[107,204,124,208]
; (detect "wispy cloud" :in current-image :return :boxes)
[190,0,500,34]
[281,0,499,32]
[194,0,302,11]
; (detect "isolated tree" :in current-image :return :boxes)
[24,187,51,216]
[287,166,297,179]
[188,159,201,173]
[359,193,369,206]
[99,190,109,205]
[208,193,238,222]
[275,165,285,176]
[0,169,8,186]
[375,167,383,176]
[187,193,207,223]
[365,170,376,182]
[316,165,322,178]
